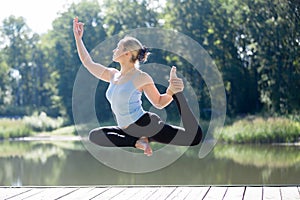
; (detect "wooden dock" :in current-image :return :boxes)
[0,186,299,200]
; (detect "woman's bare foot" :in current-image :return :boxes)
[135,137,153,156]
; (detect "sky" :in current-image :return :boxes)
[0,0,165,35]
[0,0,83,34]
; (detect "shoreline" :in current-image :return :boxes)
[7,135,82,142]
[1,135,299,146]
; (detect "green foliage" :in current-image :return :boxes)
[216,116,300,143]
[23,112,64,132]
[48,125,76,136]
[1,16,41,107]
[102,0,159,36]
[0,113,67,139]
[164,0,300,116]
[0,0,299,123]
[0,15,64,117]
[50,0,107,121]
[233,0,300,115]
[0,118,31,139]
[0,56,10,106]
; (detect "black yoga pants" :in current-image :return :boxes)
[89,92,203,147]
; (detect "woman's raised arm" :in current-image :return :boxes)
[73,17,116,82]
[139,67,184,109]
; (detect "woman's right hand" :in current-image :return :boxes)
[73,17,84,40]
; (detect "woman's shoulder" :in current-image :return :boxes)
[136,69,153,81]
[133,69,154,88]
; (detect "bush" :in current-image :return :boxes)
[0,118,31,139]
[215,116,300,144]
[23,112,64,132]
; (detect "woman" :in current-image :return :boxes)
[73,17,202,156]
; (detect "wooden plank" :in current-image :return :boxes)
[128,187,158,199]
[146,187,176,200]
[6,188,44,200]
[22,187,78,200]
[110,187,141,200]
[280,186,300,200]
[83,187,111,199]
[91,187,127,200]
[58,187,108,200]
[203,186,227,200]
[263,186,281,200]
[223,187,245,200]
[0,188,31,200]
[165,187,193,200]
[243,186,263,200]
[184,187,210,200]
[1,186,300,200]
[57,187,95,200]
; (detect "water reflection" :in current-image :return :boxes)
[0,141,299,186]
[213,144,300,168]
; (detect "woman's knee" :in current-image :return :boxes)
[88,127,122,147]
[190,126,203,146]
[88,129,97,143]
[88,128,105,145]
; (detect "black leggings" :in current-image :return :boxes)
[89,92,203,147]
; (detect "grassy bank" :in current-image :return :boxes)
[0,112,75,139]
[0,118,31,139]
[215,116,300,144]
[2,114,300,144]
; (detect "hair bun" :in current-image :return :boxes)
[137,46,150,63]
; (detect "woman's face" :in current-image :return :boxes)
[112,41,127,62]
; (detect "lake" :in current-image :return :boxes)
[0,140,299,186]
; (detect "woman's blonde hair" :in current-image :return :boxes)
[121,36,150,63]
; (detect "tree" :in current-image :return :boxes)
[31,34,65,117]
[163,0,253,116]
[0,15,41,114]
[236,0,300,114]
[102,0,159,36]
[163,0,300,116]
[0,53,10,108]
[49,0,107,121]
[0,15,63,117]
